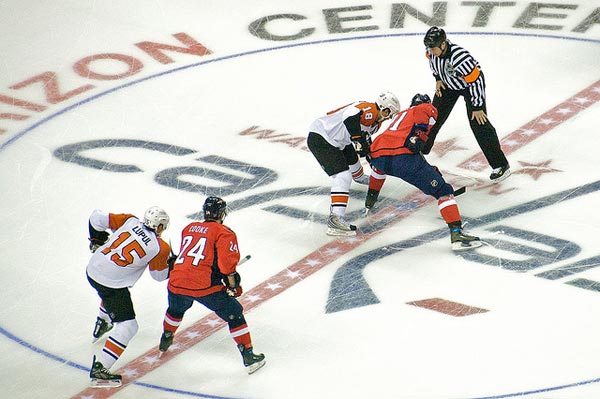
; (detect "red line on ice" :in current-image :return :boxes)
[70,79,600,398]
[458,79,600,171]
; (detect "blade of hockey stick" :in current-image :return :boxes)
[453,186,466,196]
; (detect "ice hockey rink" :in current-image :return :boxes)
[1,1,600,398]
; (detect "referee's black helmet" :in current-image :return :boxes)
[424,26,446,48]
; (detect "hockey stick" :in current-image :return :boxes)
[168,239,177,256]
[453,186,466,196]
[365,186,466,216]
[237,254,251,266]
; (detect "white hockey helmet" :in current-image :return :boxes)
[375,91,401,116]
[143,206,170,232]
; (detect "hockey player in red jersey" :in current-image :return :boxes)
[307,91,401,236]
[86,206,174,387]
[159,196,266,374]
[365,94,481,251]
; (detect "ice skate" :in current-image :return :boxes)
[89,356,121,388]
[490,164,511,183]
[238,344,266,374]
[365,188,380,210]
[326,214,357,236]
[92,317,113,343]
[158,331,173,356]
[352,174,370,185]
[450,227,482,251]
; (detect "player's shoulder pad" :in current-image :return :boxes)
[158,238,171,252]
[355,101,379,127]
[414,102,437,114]
[222,224,236,234]
[109,213,137,230]
[412,103,437,124]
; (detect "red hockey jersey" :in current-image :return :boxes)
[370,103,437,157]
[168,220,240,297]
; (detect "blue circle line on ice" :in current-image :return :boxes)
[1,30,599,153]
[0,326,238,399]
[2,31,599,398]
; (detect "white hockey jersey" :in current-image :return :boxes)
[308,101,382,149]
[86,210,170,288]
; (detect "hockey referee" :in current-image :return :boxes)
[422,26,510,183]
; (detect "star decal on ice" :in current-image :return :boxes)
[481,183,517,196]
[78,395,96,399]
[344,236,363,244]
[183,330,203,339]
[244,293,262,302]
[431,137,468,157]
[537,118,555,125]
[324,247,342,256]
[556,107,573,115]
[266,282,282,291]
[519,128,538,136]
[303,258,321,267]
[573,96,591,105]
[168,343,181,351]
[141,355,160,365]
[202,319,221,328]
[463,160,486,169]
[514,160,562,180]
[121,368,140,378]
[285,269,301,279]
[502,138,521,148]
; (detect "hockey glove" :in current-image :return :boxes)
[351,131,372,158]
[227,286,243,297]
[224,272,243,297]
[167,254,177,277]
[89,237,107,253]
[405,124,429,154]
[88,222,109,253]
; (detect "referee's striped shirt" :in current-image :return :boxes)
[427,40,486,109]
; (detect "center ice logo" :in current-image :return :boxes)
[54,137,600,313]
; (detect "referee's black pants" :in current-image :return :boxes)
[422,86,508,170]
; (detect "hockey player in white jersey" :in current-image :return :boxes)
[86,206,174,388]
[307,91,400,236]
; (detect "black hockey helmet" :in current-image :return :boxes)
[203,196,228,221]
[410,93,432,107]
[423,26,446,48]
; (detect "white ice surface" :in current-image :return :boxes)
[1,1,600,398]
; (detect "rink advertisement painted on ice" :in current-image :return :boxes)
[2,1,600,399]
[1,1,599,145]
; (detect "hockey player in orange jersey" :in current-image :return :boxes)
[158,196,266,374]
[307,91,401,236]
[86,206,175,387]
[366,93,482,251]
